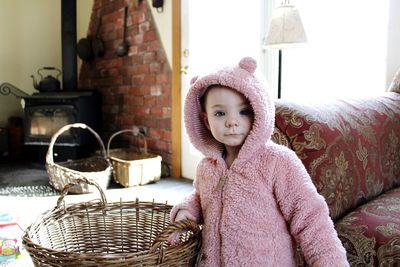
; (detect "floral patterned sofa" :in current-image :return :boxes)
[272,84,400,266]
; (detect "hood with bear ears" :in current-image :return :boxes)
[184,57,275,163]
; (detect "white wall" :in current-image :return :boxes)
[0,1,21,126]
[0,0,93,153]
[0,0,93,127]
[147,0,172,66]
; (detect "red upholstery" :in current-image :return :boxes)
[272,92,400,266]
[336,187,400,265]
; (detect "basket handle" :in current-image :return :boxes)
[149,219,200,252]
[56,177,108,209]
[106,127,147,157]
[46,123,107,165]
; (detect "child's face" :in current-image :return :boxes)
[202,86,254,149]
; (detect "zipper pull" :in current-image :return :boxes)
[214,176,226,192]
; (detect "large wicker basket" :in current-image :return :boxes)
[107,128,162,187]
[46,123,112,194]
[22,178,202,266]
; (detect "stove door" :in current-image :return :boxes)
[24,105,78,145]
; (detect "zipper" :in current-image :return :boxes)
[214,175,226,192]
[216,173,228,267]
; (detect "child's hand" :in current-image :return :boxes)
[167,210,195,245]
[175,209,196,222]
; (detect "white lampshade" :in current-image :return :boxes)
[264,4,307,49]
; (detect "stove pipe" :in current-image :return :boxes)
[61,0,77,91]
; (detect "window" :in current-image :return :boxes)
[264,0,390,100]
[187,0,263,75]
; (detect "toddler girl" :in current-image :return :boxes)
[171,57,349,266]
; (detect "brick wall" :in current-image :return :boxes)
[79,0,172,176]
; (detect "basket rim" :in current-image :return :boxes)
[46,123,108,165]
[23,200,200,263]
[23,216,200,254]
[107,128,148,157]
[46,159,112,175]
[22,179,202,265]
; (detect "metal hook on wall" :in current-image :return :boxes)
[152,0,164,13]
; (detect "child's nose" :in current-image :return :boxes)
[225,117,238,127]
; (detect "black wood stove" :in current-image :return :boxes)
[23,91,102,162]
[22,0,102,163]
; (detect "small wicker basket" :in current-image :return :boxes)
[107,128,162,187]
[46,123,112,194]
[22,178,202,266]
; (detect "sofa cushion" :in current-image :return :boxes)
[335,187,400,266]
[274,92,400,221]
[389,68,400,93]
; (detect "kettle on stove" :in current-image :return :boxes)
[31,67,62,92]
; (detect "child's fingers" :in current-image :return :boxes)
[175,210,196,222]
[167,231,181,246]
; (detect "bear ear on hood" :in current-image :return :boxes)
[238,57,257,74]
[190,76,199,85]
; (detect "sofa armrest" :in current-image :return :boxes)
[274,93,400,221]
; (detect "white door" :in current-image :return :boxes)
[181,0,264,179]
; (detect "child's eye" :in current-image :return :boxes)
[240,107,253,116]
[214,111,225,117]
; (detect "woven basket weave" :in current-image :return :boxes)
[46,123,112,194]
[22,178,202,266]
[107,128,162,187]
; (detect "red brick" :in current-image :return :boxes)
[150,107,163,117]
[132,13,146,24]
[127,95,144,106]
[138,43,149,53]
[162,130,171,142]
[149,62,161,73]
[150,85,162,96]
[103,23,115,33]
[143,52,156,64]
[137,64,150,74]
[144,96,157,106]
[131,107,150,116]
[127,87,140,95]
[134,34,144,45]
[131,76,144,86]
[102,58,124,69]
[144,30,157,42]
[138,86,150,95]
[120,116,133,126]
[79,0,173,167]
[129,55,143,64]
[156,74,169,84]
[118,86,129,94]
[156,94,170,106]
[156,140,168,151]
[149,128,163,140]
[162,107,171,118]
[139,21,150,33]
[148,41,161,52]
[128,46,138,56]
[143,74,156,85]
[103,10,120,24]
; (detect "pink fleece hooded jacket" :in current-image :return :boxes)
[171,57,349,267]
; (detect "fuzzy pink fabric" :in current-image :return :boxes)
[172,57,349,266]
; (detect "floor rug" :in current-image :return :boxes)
[0,162,59,197]
[0,185,58,197]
